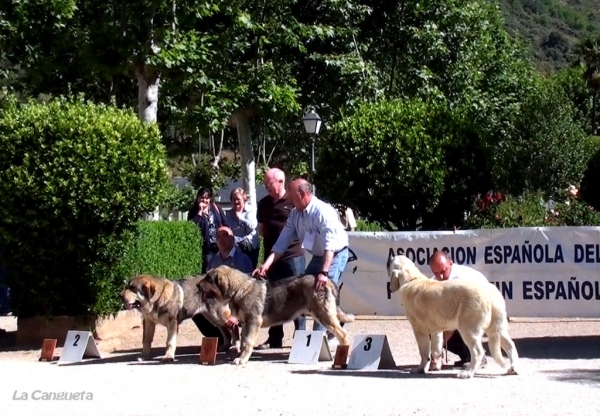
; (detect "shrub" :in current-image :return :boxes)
[464,188,600,229]
[317,98,450,231]
[355,219,383,232]
[120,220,203,280]
[0,95,169,318]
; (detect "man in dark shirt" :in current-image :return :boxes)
[255,168,306,349]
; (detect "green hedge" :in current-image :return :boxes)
[120,220,203,279]
[0,95,169,318]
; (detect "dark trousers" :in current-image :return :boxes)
[446,330,471,363]
[265,255,306,346]
[191,314,226,347]
[195,244,224,346]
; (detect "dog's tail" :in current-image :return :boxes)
[337,306,355,323]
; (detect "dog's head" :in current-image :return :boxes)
[387,255,426,293]
[120,275,159,310]
[195,265,232,303]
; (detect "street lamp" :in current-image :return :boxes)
[302,108,322,178]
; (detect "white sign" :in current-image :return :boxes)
[288,330,332,364]
[58,330,102,365]
[347,334,396,370]
[337,227,600,318]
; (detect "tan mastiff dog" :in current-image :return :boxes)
[387,254,519,378]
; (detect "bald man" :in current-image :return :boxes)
[428,250,490,368]
[254,168,306,350]
[255,178,349,342]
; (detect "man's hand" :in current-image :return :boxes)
[315,273,329,291]
[252,265,269,279]
[225,316,238,331]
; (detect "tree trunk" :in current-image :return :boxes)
[231,109,256,206]
[134,63,160,123]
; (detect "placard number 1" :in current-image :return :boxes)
[73,334,80,347]
[363,337,372,351]
[306,334,312,347]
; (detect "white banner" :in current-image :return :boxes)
[338,227,600,318]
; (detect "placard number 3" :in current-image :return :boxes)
[363,337,372,351]
[73,334,80,347]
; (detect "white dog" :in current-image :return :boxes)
[387,254,519,379]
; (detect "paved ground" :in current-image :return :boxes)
[1,316,599,416]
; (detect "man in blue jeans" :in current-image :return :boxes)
[254,178,349,341]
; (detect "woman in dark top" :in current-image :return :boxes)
[187,187,229,274]
[187,187,229,347]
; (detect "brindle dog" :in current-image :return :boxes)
[196,265,354,365]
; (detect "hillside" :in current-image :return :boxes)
[492,0,600,72]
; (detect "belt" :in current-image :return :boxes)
[313,247,348,257]
[334,246,348,255]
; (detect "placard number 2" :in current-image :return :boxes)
[73,334,80,347]
[306,334,312,347]
[363,337,372,351]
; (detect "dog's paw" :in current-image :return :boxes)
[140,354,152,361]
[457,370,474,379]
[160,356,175,363]
[232,357,247,366]
[506,366,518,375]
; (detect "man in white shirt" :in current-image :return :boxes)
[428,250,490,367]
[254,178,349,334]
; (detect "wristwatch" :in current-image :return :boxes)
[319,271,329,278]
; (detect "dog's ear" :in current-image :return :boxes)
[142,280,156,300]
[389,270,401,293]
[386,248,395,270]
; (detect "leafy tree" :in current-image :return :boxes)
[317,98,452,230]
[550,66,595,133]
[491,74,591,198]
[572,36,600,135]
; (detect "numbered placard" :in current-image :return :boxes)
[347,334,396,370]
[288,330,332,364]
[58,330,102,365]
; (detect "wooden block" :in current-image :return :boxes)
[199,337,219,365]
[39,339,58,362]
[332,345,349,369]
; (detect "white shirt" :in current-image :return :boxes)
[449,263,489,285]
[272,196,348,257]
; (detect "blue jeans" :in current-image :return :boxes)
[297,247,349,332]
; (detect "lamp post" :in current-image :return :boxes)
[302,108,322,185]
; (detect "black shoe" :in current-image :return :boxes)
[255,340,283,350]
